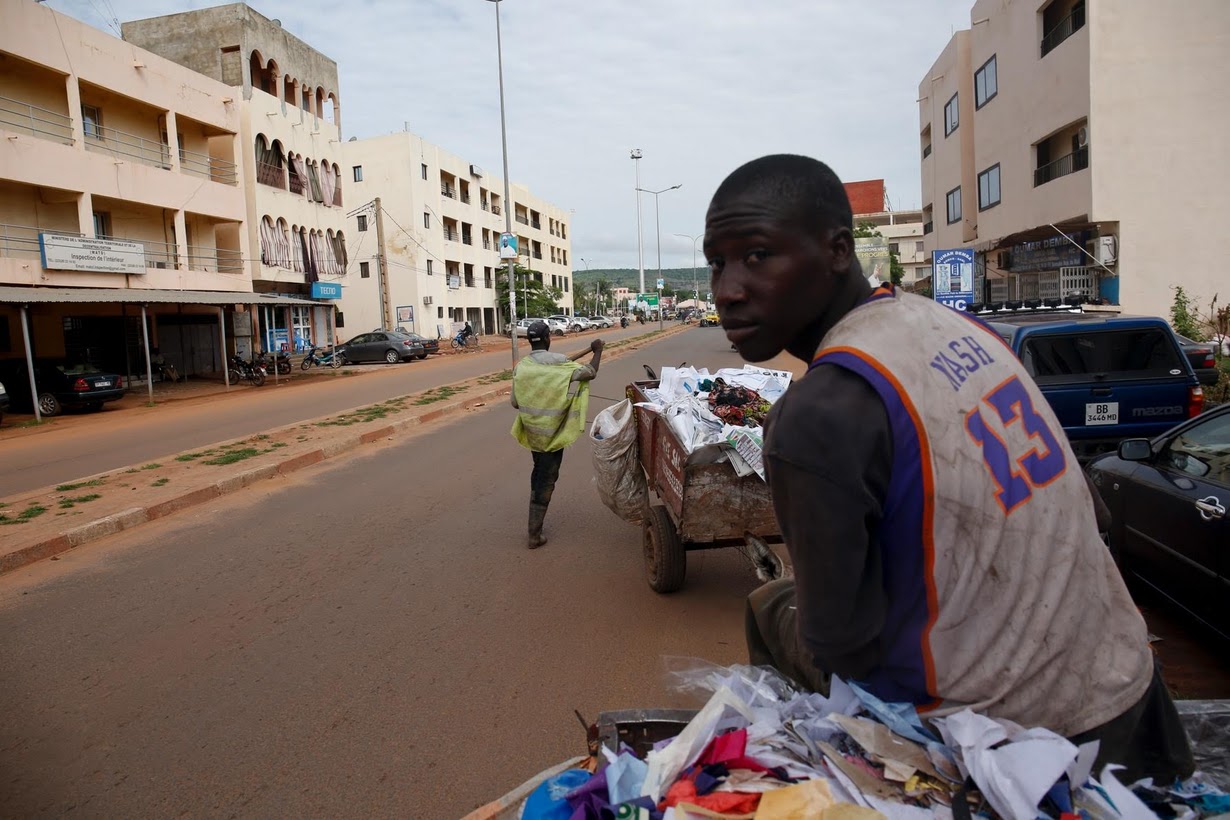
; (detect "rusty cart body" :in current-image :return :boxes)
[628,380,782,593]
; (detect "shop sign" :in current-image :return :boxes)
[933,248,975,311]
[311,281,342,299]
[40,233,146,275]
[1008,232,1087,273]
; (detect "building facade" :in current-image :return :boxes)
[919,0,1230,315]
[0,0,258,378]
[123,4,348,353]
[340,131,573,338]
[844,179,929,287]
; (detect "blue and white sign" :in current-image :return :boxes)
[311,281,342,299]
[933,248,974,311]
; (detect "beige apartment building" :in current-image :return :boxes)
[919,0,1229,315]
[0,0,281,383]
[123,4,348,355]
[340,131,573,337]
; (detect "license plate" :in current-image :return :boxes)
[94,380,112,388]
[1085,402,1118,425]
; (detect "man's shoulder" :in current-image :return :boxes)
[528,351,569,365]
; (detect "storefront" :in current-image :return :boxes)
[975,222,1120,307]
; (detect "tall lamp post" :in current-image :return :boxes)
[487,0,518,364]
[674,232,703,313]
[630,149,644,295]
[579,257,592,314]
[636,183,681,327]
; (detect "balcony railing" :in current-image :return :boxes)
[441,183,456,198]
[484,275,493,288]
[491,204,502,216]
[483,239,491,250]
[532,251,543,260]
[462,235,472,245]
[257,160,286,188]
[1034,146,1089,187]
[530,220,541,230]
[0,223,83,259]
[134,237,179,269]
[923,221,934,235]
[481,201,489,211]
[515,215,529,226]
[465,275,476,287]
[0,95,74,144]
[289,172,305,195]
[1041,5,1086,57]
[460,193,471,204]
[179,146,238,185]
[84,124,173,170]
[922,144,932,159]
[186,246,244,274]
[443,228,457,241]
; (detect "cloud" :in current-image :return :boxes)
[50,0,972,269]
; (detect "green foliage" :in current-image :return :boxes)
[495,263,561,321]
[1170,286,1205,340]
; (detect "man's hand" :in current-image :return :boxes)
[590,339,605,354]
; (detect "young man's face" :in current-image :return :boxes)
[704,196,845,362]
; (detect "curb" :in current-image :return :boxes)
[0,324,687,576]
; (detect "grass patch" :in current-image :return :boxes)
[268,441,288,449]
[316,399,407,427]
[477,370,513,385]
[202,448,260,466]
[175,452,206,462]
[151,478,169,487]
[141,463,161,470]
[125,468,140,474]
[412,385,463,406]
[251,434,271,441]
[54,479,106,492]
[0,503,48,525]
[58,494,102,509]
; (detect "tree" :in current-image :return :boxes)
[1170,286,1204,340]
[495,263,560,324]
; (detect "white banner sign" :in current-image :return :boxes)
[40,234,147,275]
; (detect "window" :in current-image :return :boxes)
[1163,412,1230,485]
[944,93,959,136]
[421,164,428,180]
[81,104,102,139]
[437,306,444,318]
[352,165,363,182]
[916,241,924,253]
[357,214,368,232]
[359,261,370,278]
[889,243,899,254]
[426,260,433,276]
[975,56,998,109]
[92,211,111,238]
[1021,329,1184,385]
[423,212,431,229]
[563,277,569,293]
[946,186,962,224]
[978,164,1001,210]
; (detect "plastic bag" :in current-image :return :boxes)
[590,399,649,523]
[1177,700,1230,786]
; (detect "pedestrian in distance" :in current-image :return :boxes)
[706,153,1192,782]
[510,320,604,549]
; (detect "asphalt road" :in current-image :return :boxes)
[0,324,665,497]
[0,325,759,818]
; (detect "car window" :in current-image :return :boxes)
[1020,329,1185,384]
[373,333,387,342]
[349,334,370,345]
[56,363,103,375]
[1163,413,1230,485]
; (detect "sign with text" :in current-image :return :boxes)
[499,232,518,260]
[396,305,414,324]
[310,281,342,299]
[1008,231,1087,273]
[933,248,975,311]
[40,233,146,275]
[855,236,891,283]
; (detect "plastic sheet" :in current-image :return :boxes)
[590,399,649,523]
[1177,700,1230,786]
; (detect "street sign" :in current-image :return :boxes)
[933,248,974,311]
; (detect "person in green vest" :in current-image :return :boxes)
[510,320,604,549]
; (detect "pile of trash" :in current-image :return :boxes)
[634,365,793,481]
[520,662,1228,820]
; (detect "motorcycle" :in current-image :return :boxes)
[228,354,266,387]
[620,316,629,329]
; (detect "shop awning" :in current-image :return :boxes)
[973,219,1109,254]
[0,286,323,307]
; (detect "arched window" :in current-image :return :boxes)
[332,229,348,273]
[250,50,272,95]
[288,152,305,196]
[315,87,325,118]
[283,75,295,105]
[266,59,279,98]
[304,158,323,202]
[332,162,342,206]
[326,92,340,127]
[300,81,311,113]
[289,223,305,273]
[259,215,276,266]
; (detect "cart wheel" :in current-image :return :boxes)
[643,506,686,594]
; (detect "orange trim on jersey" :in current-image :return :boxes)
[816,345,941,701]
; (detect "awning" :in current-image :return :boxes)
[0,286,323,307]
[972,219,1110,254]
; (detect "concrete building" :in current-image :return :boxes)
[339,131,573,338]
[844,179,929,287]
[918,0,1230,315]
[122,4,348,353]
[0,0,277,385]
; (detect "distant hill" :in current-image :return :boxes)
[573,267,708,295]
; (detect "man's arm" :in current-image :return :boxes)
[568,339,604,381]
[764,366,892,680]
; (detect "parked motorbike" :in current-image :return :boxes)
[228,355,266,387]
[301,345,326,370]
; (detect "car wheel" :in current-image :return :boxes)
[384,349,400,364]
[417,353,428,360]
[38,392,62,417]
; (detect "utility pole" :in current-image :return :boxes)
[489,0,518,364]
[373,197,392,330]
[631,149,644,295]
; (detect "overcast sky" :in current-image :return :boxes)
[51,0,973,271]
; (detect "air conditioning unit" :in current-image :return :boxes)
[423,295,433,306]
[1096,235,1117,265]
[1077,126,1089,147]
[997,251,1012,271]
[470,164,484,178]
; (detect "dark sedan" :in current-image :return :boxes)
[334,332,425,364]
[0,360,127,417]
[400,332,439,358]
[1176,334,1220,387]
[1088,403,1230,640]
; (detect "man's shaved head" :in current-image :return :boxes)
[709,154,853,237]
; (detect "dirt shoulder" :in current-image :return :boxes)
[0,325,686,575]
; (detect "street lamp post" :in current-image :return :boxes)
[487,0,518,364]
[674,232,702,314]
[636,184,680,329]
[631,149,644,296]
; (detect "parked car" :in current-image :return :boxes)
[699,312,720,327]
[587,316,613,329]
[399,332,439,358]
[548,314,585,333]
[1176,334,1220,387]
[0,379,9,426]
[984,311,1203,462]
[1088,403,1230,640]
[508,318,562,338]
[334,331,425,364]
[0,359,127,417]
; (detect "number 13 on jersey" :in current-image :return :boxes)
[964,376,1067,514]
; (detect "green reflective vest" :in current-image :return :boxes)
[510,357,590,452]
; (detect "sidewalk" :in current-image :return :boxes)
[0,324,687,575]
